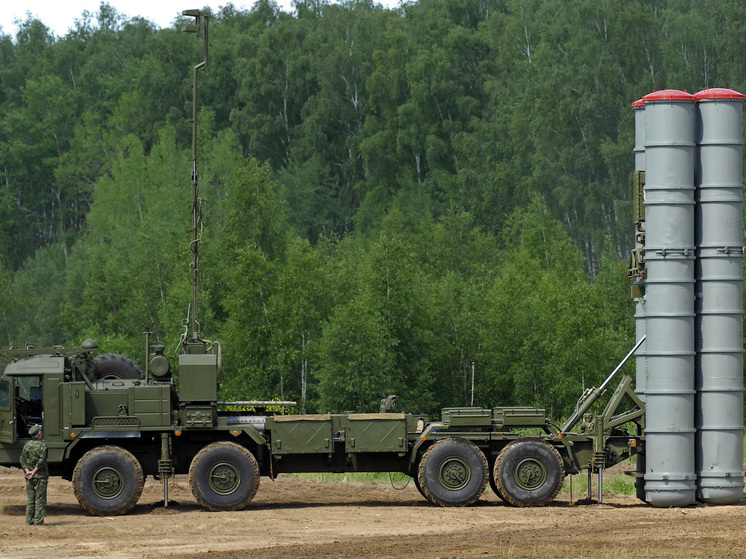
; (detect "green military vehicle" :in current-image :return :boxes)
[0,334,644,516]
[0,9,646,516]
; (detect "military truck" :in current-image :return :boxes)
[0,9,646,516]
[0,334,644,516]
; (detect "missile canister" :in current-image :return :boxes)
[693,87,745,505]
[642,89,697,507]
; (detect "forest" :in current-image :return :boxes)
[0,0,743,418]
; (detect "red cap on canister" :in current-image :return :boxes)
[631,99,644,109]
[693,88,746,102]
[642,89,694,103]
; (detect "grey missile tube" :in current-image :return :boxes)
[693,88,745,505]
[642,90,697,507]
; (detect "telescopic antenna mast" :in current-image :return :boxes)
[182,9,209,346]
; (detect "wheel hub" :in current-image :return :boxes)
[438,457,471,491]
[208,461,241,495]
[514,457,547,491]
[92,466,124,500]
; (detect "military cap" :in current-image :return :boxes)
[28,425,41,437]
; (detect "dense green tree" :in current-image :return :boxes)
[230,5,313,168]
[212,159,290,400]
[317,212,459,413]
[0,75,77,267]
[414,212,499,407]
[264,238,329,410]
[288,0,392,239]
[478,198,633,416]
[6,0,737,416]
[60,128,188,358]
[0,262,15,346]
[316,289,397,412]
[1,247,66,346]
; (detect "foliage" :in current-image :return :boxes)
[6,0,735,416]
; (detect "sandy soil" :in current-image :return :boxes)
[1,467,746,559]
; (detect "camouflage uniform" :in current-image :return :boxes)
[20,433,48,525]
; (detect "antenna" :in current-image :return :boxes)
[182,9,210,347]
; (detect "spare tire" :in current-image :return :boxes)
[92,353,143,380]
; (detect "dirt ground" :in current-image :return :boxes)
[2,467,746,559]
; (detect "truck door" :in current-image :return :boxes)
[0,377,15,444]
[16,376,42,438]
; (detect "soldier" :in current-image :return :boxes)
[20,424,48,526]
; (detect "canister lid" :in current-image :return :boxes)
[642,89,694,103]
[694,88,746,101]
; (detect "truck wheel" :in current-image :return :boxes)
[72,446,144,516]
[494,439,565,507]
[189,441,260,511]
[417,438,488,507]
[92,353,143,380]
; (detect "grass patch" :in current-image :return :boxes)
[563,471,636,497]
[604,472,636,495]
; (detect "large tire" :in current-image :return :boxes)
[72,446,144,516]
[189,441,260,511]
[93,353,143,380]
[417,438,488,507]
[494,439,565,507]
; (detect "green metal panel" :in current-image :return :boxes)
[441,408,492,427]
[4,356,64,375]
[178,354,217,402]
[85,389,129,423]
[42,375,61,440]
[180,405,215,427]
[61,382,86,427]
[493,407,546,428]
[0,377,15,444]
[90,416,140,428]
[268,414,333,454]
[129,385,172,427]
[633,170,646,223]
[344,413,407,453]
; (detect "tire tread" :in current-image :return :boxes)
[494,439,564,507]
[189,441,259,511]
[72,445,144,516]
[417,438,488,507]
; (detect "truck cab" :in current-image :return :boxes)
[0,342,146,475]
[0,355,58,464]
